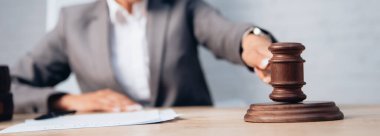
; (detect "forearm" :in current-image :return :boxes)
[11,81,63,113]
[190,0,253,64]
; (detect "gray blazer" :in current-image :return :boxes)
[11,0,254,113]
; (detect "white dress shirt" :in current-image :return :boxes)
[107,0,150,101]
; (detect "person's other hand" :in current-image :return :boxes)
[56,89,142,113]
[242,34,272,83]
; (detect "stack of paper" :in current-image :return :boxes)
[0,109,178,134]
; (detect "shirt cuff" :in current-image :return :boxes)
[47,92,68,112]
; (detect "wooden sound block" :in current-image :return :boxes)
[0,93,13,121]
[244,101,344,123]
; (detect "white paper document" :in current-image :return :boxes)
[0,109,178,134]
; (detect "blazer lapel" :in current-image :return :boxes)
[146,1,171,106]
[87,0,124,93]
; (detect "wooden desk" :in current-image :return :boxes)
[0,105,379,136]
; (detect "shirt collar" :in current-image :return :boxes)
[107,0,147,24]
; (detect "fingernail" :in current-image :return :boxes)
[264,77,271,83]
[129,104,143,111]
[260,58,270,69]
[126,104,143,112]
[112,107,121,112]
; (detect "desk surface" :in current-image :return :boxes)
[0,105,379,136]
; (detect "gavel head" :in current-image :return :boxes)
[0,65,13,121]
[0,66,10,93]
[268,43,307,103]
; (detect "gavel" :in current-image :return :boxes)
[0,65,13,121]
[244,43,343,123]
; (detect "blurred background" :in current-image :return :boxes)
[0,0,379,108]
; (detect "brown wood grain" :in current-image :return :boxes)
[269,43,306,103]
[244,43,343,123]
[244,101,344,123]
[0,106,378,136]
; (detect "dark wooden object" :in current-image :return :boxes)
[244,43,344,123]
[269,43,306,103]
[0,65,13,121]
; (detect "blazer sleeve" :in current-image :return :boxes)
[190,0,273,65]
[10,10,71,113]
